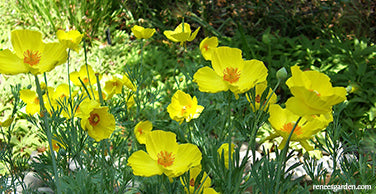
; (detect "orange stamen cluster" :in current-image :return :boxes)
[83,77,89,84]
[181,105,191,116]
[89,113,100,126]
[281,122,302,136]
[137,127,143,135]
[255,95,261,103]
[223,67,241,84]
[23,50,41,66]
[157,150,175,167]
[203,44,209,51]
[34,97,40,105]
[309,89,321,97]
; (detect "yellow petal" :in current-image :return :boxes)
[26,103,40,115]
[145,130,179,161]
[57,30,83,52]
[20,89,37,104]
[211,47,243,76]
[127,150,163,177]
[203,188,219,194]
[299,140,314,151]
[36,42,67,74]
[193,66,228,93]
[85,106,115,141]
[286,90,331,116]
[236,59,268,93]
[187,27,200,41]
[142,28,156,39]
[11,30,44,59]
[164,30,179,42]
[200,37,218,61]
[170,32,191,42]
[175,23,192,34]
[0,49,28,75]
[165,143,202,177]
[131,25,145,39]
[134,120,153,144]
[268,104,289,132]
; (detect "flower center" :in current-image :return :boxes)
[203,44,209,51]
[83,77,89,84]
[157,150,175,167]
[181,105,191,115]
[309,89,321,97]
[88,113,100,126]
[23,50,41,66]
[189,178,195,187]
[34,97,40,105]
[137,127,143,135]
[223,67,241,84]
[281,122,302,136]
[255,95,261,103]
[52,142,60,151]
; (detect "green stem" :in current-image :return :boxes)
[43,73,55,113]
[275,116,302,193]
[250,80,281,164]
[66,49,75,118]
[135,40,144,117]
[226,92,233,184]
[95,73,104,105]
[83,40,95,100]
[78,77,92,100]
[67,49,72,99]
[34,75,61,194]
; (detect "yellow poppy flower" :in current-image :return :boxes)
[49,83,78,117]
[20,89,46,115]
[167,90,204,124]
[217,143,235,169]
[77,100,115,142]
[164,22,200,46]
[199,37,218,61]
[131,25,156,39]
[180,166,213,194]
[52,83,77,101]
[127,130,202,178]
[246,82,277,112]
[125,93,135,109]
[268,104,333,151]
[56,30,83,52]
[51,138,65,152]
[202,188,219,194]
[122,74,136,91]
[0,29,67,75]
[285,66,347,116]
[69,65,97,87]
[104,76,125,99]
[193,46,268,99]
[134,120,153,144]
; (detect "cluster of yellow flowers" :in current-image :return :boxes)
[0,20,348,192]
[196,34,347,151]
[0,29,123,143]
[268,66,347,150]
[130,120,218,193]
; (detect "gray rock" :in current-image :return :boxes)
[24,171,44,189]
[37,187,54,194]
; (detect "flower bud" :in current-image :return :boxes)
[276,67,288,81]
